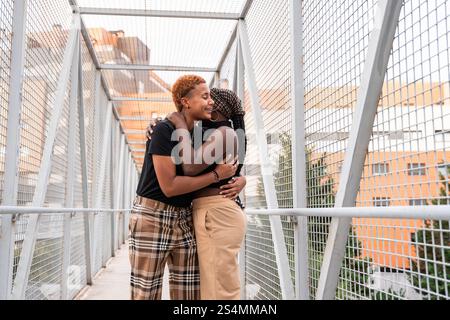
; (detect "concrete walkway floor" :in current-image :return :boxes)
[77,242,169,300]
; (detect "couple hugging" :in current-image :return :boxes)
[129,75,248,300]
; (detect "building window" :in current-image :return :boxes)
[266,133,279,145]
[407,163,426,176]
[437,164,450,177]
[372,163,389,176]
[373,197,390,207]
[409,199,428,206]
[435,130,450,142]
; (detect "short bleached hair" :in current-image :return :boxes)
[171,75,206,112]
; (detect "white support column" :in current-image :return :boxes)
[129,154,134,204]
[215,72,220,88]
[94,104,112,210]
[109,118,116,257]
[238,20,295,300]
[121,146,128,243]
[114,135,125,246]
[89,71,103,272]
[235,34,245,100]
[91,71,102,201]
[94,101,113,268]
[114,129,121,247]
[0,0,28,300]
[11,15,80,300]
[128,161,133,209]
[290,0,309,300]
[127,154,133,207]
[61,38,80,300]
[123,151,132,241]
[235,35,247,300]
[77,41,93,284]
[316,0,403,300]
[102,144,112,266]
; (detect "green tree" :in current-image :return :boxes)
[410,166,450,299]
[254,132,378,299]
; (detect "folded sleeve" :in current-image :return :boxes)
[148,122,173,156]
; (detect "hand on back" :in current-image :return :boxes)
[146,117,163,140]
[167,112,188,130]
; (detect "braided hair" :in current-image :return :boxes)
[209,88,247,175]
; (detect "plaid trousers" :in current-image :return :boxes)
[129,199,200,300]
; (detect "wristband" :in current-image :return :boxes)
[211,170,220,182]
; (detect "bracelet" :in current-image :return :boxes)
[211,170,220,182]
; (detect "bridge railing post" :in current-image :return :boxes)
[0,0,28,300]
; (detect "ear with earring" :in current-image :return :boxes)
[210,110,219,122]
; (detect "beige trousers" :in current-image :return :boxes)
[192,195,247,300]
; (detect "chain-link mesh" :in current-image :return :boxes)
[2,0,449,301]
[303,0,378,299]
[11,0,72,299]
[218,40,237,90]
[25,85,71,299]
[1,1,136,299]
[241,0,294,300]
[0,0,13,203]
[67,92,88,299]
[303,0,450,300]
[348,0,450,300]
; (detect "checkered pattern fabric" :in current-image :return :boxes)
[129,198,200,300]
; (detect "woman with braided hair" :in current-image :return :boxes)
[152,87,248,300]
[193,88,247,300]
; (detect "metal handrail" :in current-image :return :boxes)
[1,205,447,220]
[245,205,450,220]
[0,206,131,215]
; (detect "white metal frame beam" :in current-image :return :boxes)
[79,7,240,20]
[77,40,93,285]
[211,0,253,89]
[61,44,80,299]
[290,0,309,300]
[118,117,159,121]
[315,0,403,300]
[235,32,247,300]
[92,101,113,268]
[123,152,132,239]
[244,206,450,220]
[100,64,216,72]
[113,135,125,249]
[124,129,146,135]
[12,15,81,300]
[239,0,254,19]
[112,97,172,103]
[0,0,28,300]
[238,19,295,300]
[215,27,238,76]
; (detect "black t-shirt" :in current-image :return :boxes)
[136,120,193,207]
